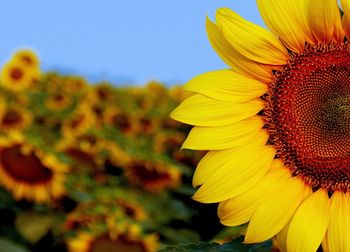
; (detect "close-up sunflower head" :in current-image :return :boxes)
[171,1,350,251]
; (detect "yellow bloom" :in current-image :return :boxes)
[13,49,40,70]
[0,106,32,132]
[171,2,350,252]
[56,135,103,172]
[103,106,137,134]
[0,60,34,91]
[45,90,72,111]
[61,104,96,138]
[0,134,68,203]
[124,159,181,192]
[64,76,88,94]
[67,227,158,252]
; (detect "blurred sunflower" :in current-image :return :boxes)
[0,106,32,132]
[0,134,68,202]
[124,159,181,192]
[171,1,350,251]
[56,136,102,172]
[116,198,148,221]
[103,106,136,134]
[92,83,116,104]
[62,104,96,138]
[0,60,35,91]
[64,76,88,94]
[67,224,158,252]
[145,81,167,97]
[102,141,130,170]
[13,49,40,69]
[45,91,72,111]
[135,115,158,135]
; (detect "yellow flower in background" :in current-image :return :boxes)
[67,226,159,252]
[61,104,96,138]
[0,60,34,91]
[124,159,181,192]
[56,136,103,172]
[64,76,88,94]
[0,106,32,132]
[0,134,68,203]
[13,49,40,70]
[0,50,41,91]
[45,91,72,111]
[116,198,148,221]
[171,1,350,251]
[103,106,137,134]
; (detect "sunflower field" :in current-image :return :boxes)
[0,50,273,252]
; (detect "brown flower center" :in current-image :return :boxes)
[2,110,22,126]
[10,67,23,81]
[0,145,52,184]
[265,43,350,192]
[127,160,175,191]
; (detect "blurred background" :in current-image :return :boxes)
[0,1,264,251]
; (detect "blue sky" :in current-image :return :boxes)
[0,0,264,85]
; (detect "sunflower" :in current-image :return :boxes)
[116,198,148,221]
[135,115,159,135]
[67,225,158,252]
[0,106,32,132]
[124,159,181,192]
[171,2,350,252]
[102,141,130,170]
[0,59,35,91]
[92,83,116,104]
[103,106,137,134]
[0,134,68,203]
[56,136,103,172]
[45,91,72,111]
[13,49,40,70]
[61,104,96,138]
[64,76,88,94]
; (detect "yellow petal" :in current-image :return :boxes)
[170,94,263,127]
[192,130,269,187]
[193,142,276,203]
[293,0,315,44]
[206,17,273,83]
[182,116,264,150]
[341,0,350,39]
[308,0,344,43]
[287,189,331,252]
[218,163,291,226]
[215,8,288,65]
[256,0,307,52]
[184,70,267,103]
[276,184,313,252]
[322,191,350,252]
[244,177,306,243]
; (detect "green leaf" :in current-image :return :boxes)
[159,237,272,252]
[0,238,29,252]
[15,212,56,244]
